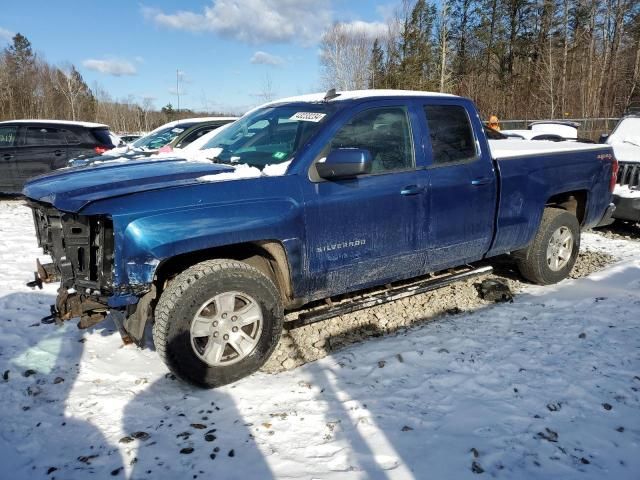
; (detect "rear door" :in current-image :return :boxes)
[14,125,69,185]
[0,125,18,192]
[420,102,497,268]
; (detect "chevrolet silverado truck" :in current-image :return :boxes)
[23,90,618,388]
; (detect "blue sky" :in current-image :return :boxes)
[0,0,395,114]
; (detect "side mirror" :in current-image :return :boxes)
[316,148,372,179]
[599,133,609,144]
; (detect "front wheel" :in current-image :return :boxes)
[153,259,283,388]
[514,208,580,285]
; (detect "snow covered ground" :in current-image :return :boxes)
[0,199,639,480]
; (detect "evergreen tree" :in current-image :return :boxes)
[369,38,386,88]
[400,0,438,90]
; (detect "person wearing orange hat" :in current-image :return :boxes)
[488,115,501,131]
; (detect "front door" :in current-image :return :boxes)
[301,104,427,299]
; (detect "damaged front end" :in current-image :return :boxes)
[27,202,136,335]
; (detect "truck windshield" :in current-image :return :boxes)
[200,104,332,168]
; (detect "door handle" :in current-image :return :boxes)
[471,177,492,186]
[400,185,425,196]
[54,150,64,156]
[1,154,12,161]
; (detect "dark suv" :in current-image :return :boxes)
[0,120,121,193]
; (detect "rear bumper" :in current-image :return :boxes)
[596,202,616,227]
[612,193,640,222]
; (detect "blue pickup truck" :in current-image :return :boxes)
[23,90,617,388]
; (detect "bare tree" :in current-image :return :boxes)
[55,64,85,120]
[320,23,375,90]
[438,0,451,92]
[256,73,277,103]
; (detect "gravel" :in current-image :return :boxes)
[261,246,617,374]
[594,222,640,241]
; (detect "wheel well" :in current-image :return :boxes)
[154,241,294,306]
[545,190,587,224]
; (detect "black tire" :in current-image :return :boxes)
[514,208,580,285]
[153,259,283,388]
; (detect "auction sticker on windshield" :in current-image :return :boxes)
[290,112,326,122]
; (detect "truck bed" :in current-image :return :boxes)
[488,139,607,159]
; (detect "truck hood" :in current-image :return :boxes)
[23,158,238,213]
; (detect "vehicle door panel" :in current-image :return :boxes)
[0,125,18,192]
[420,102,497,268]
[14,126,68,184]
[301,102,429,299]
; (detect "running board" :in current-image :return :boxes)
[286,265,493,330]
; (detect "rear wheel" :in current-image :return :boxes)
[153,259,283,388]
[514,208,580,285]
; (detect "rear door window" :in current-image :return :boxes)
[91,128,119,147]
[24,127,67,146]
[64,129,82,144]
[0,126,17,147]
[176,126,216,148]
[423,105,477,165]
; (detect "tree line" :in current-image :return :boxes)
[321,0,640,120]
[0,34,217,133]
[3,0,639,132]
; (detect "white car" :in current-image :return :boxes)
[603,115,640,223]
[502,121,581,141]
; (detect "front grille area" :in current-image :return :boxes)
[31,203,114,292]
[617,162,640,188]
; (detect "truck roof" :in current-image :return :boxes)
[262,89,458,108]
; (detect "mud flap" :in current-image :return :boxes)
[122,286,156,347]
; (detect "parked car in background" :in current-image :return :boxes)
[130,117,237,153]
[68,117,238,168]
[502,120,584,141]
[601,114,640,223]
[119,133,143,144]
[23,90,617,388]
[0,119,121,193]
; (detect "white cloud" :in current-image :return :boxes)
[340,20,389,40]
[141,0,332,45]
[250,51,284,66]
[82,58,137,76]
[0,27,14,43]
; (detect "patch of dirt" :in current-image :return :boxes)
[261,247,616,374]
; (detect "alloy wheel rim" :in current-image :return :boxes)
[546,226,574,271]
[190,291,263,366]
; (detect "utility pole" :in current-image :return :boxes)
[176,68,180,112]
